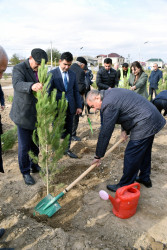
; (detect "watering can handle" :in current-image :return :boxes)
[65,138,124,193]
[119,182,141,196]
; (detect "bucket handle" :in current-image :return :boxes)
[119,183,140,196]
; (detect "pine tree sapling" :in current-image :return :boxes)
[30,59,69,195]
[1,126,17,152]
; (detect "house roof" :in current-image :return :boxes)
[107,53,122,58]
[146,58,164,62]
[97,53,124,58]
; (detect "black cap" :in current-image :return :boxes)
[77,56,87,65]
[31,48,48,64]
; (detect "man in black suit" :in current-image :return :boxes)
[70,57,87,141]
[10,48,48,185]
[48,52,82,158]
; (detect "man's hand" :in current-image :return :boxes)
[76,108,82,115]
[130,86,136,91]
[1,106,5,111]
[91,158,101,167]
[32,82,43,92]
[121,130,128,141]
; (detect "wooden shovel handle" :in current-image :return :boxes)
[65,138,124,193]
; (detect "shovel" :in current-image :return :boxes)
[85,104,93,134]
[83,95,93,134]
[34,138,124,217]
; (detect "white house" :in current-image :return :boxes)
[96,53,125,66]
[146,58,164,69]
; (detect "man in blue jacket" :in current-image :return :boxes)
[152,90,167,116]
[48,52,82,158]
[149,63,163,102]
[86,89,166,192]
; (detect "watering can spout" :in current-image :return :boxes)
[108,195,120,212]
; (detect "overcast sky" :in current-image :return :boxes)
[1,0,167,62]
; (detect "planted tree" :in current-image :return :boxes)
[30,59,69,194]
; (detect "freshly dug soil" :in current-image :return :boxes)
[0,79,167,250]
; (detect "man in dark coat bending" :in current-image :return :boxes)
[86,89,166,192]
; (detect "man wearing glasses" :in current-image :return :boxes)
[10,48,48,185]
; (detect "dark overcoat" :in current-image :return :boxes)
[10,59,37,130]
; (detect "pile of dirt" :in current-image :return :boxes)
[0,80,167,250]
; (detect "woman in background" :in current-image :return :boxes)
[129,61,148,99]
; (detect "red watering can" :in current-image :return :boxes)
[99,183,140,219]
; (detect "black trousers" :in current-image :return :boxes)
[72,95,84,136]
[119,135,154,186]
[61,108,74,149]
[149,87,157,102]
[153,99,167,116]
[17,126,39,175]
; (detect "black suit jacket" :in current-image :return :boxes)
[10,59,38,130]
[70,63,86,95]
[48,67,82,114]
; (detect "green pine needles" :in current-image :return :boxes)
[30,59,69,194]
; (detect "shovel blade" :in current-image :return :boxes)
[34,194,61,217]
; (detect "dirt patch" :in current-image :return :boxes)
[0,79,167,249]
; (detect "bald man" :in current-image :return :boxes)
[0,45,8,239]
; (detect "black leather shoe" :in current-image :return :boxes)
[65,150,78,159]
[136,176,152,188]
[107,184,121,192]
[71,136,81,141]
[0,228,5,238]
[30,165,41,173]
[23,174,35,185]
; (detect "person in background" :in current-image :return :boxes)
[113,62,119,71]
[70,57,87,141]
[149,63,163,102]
[86,89,166,192]
[96,58,118,126]
[0,45,8,238]
[117,63,130,86]
[48,52,82,158]
[10,48,48,185]
[129,61,148,99]
[152,90,167,116]
[83,64,93,114]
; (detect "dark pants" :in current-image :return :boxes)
[17,126,39,175]
[72,95,84,136]
[153,99,167,116]
[149,87,157,102]
[119,135,154,186]
[61,109,74,149]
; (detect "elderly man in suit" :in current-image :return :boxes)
[48,52,82,158]
[0,45,8,239]
[149,63,163,102]
[10,48,48,185]
[86,89,166,192]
